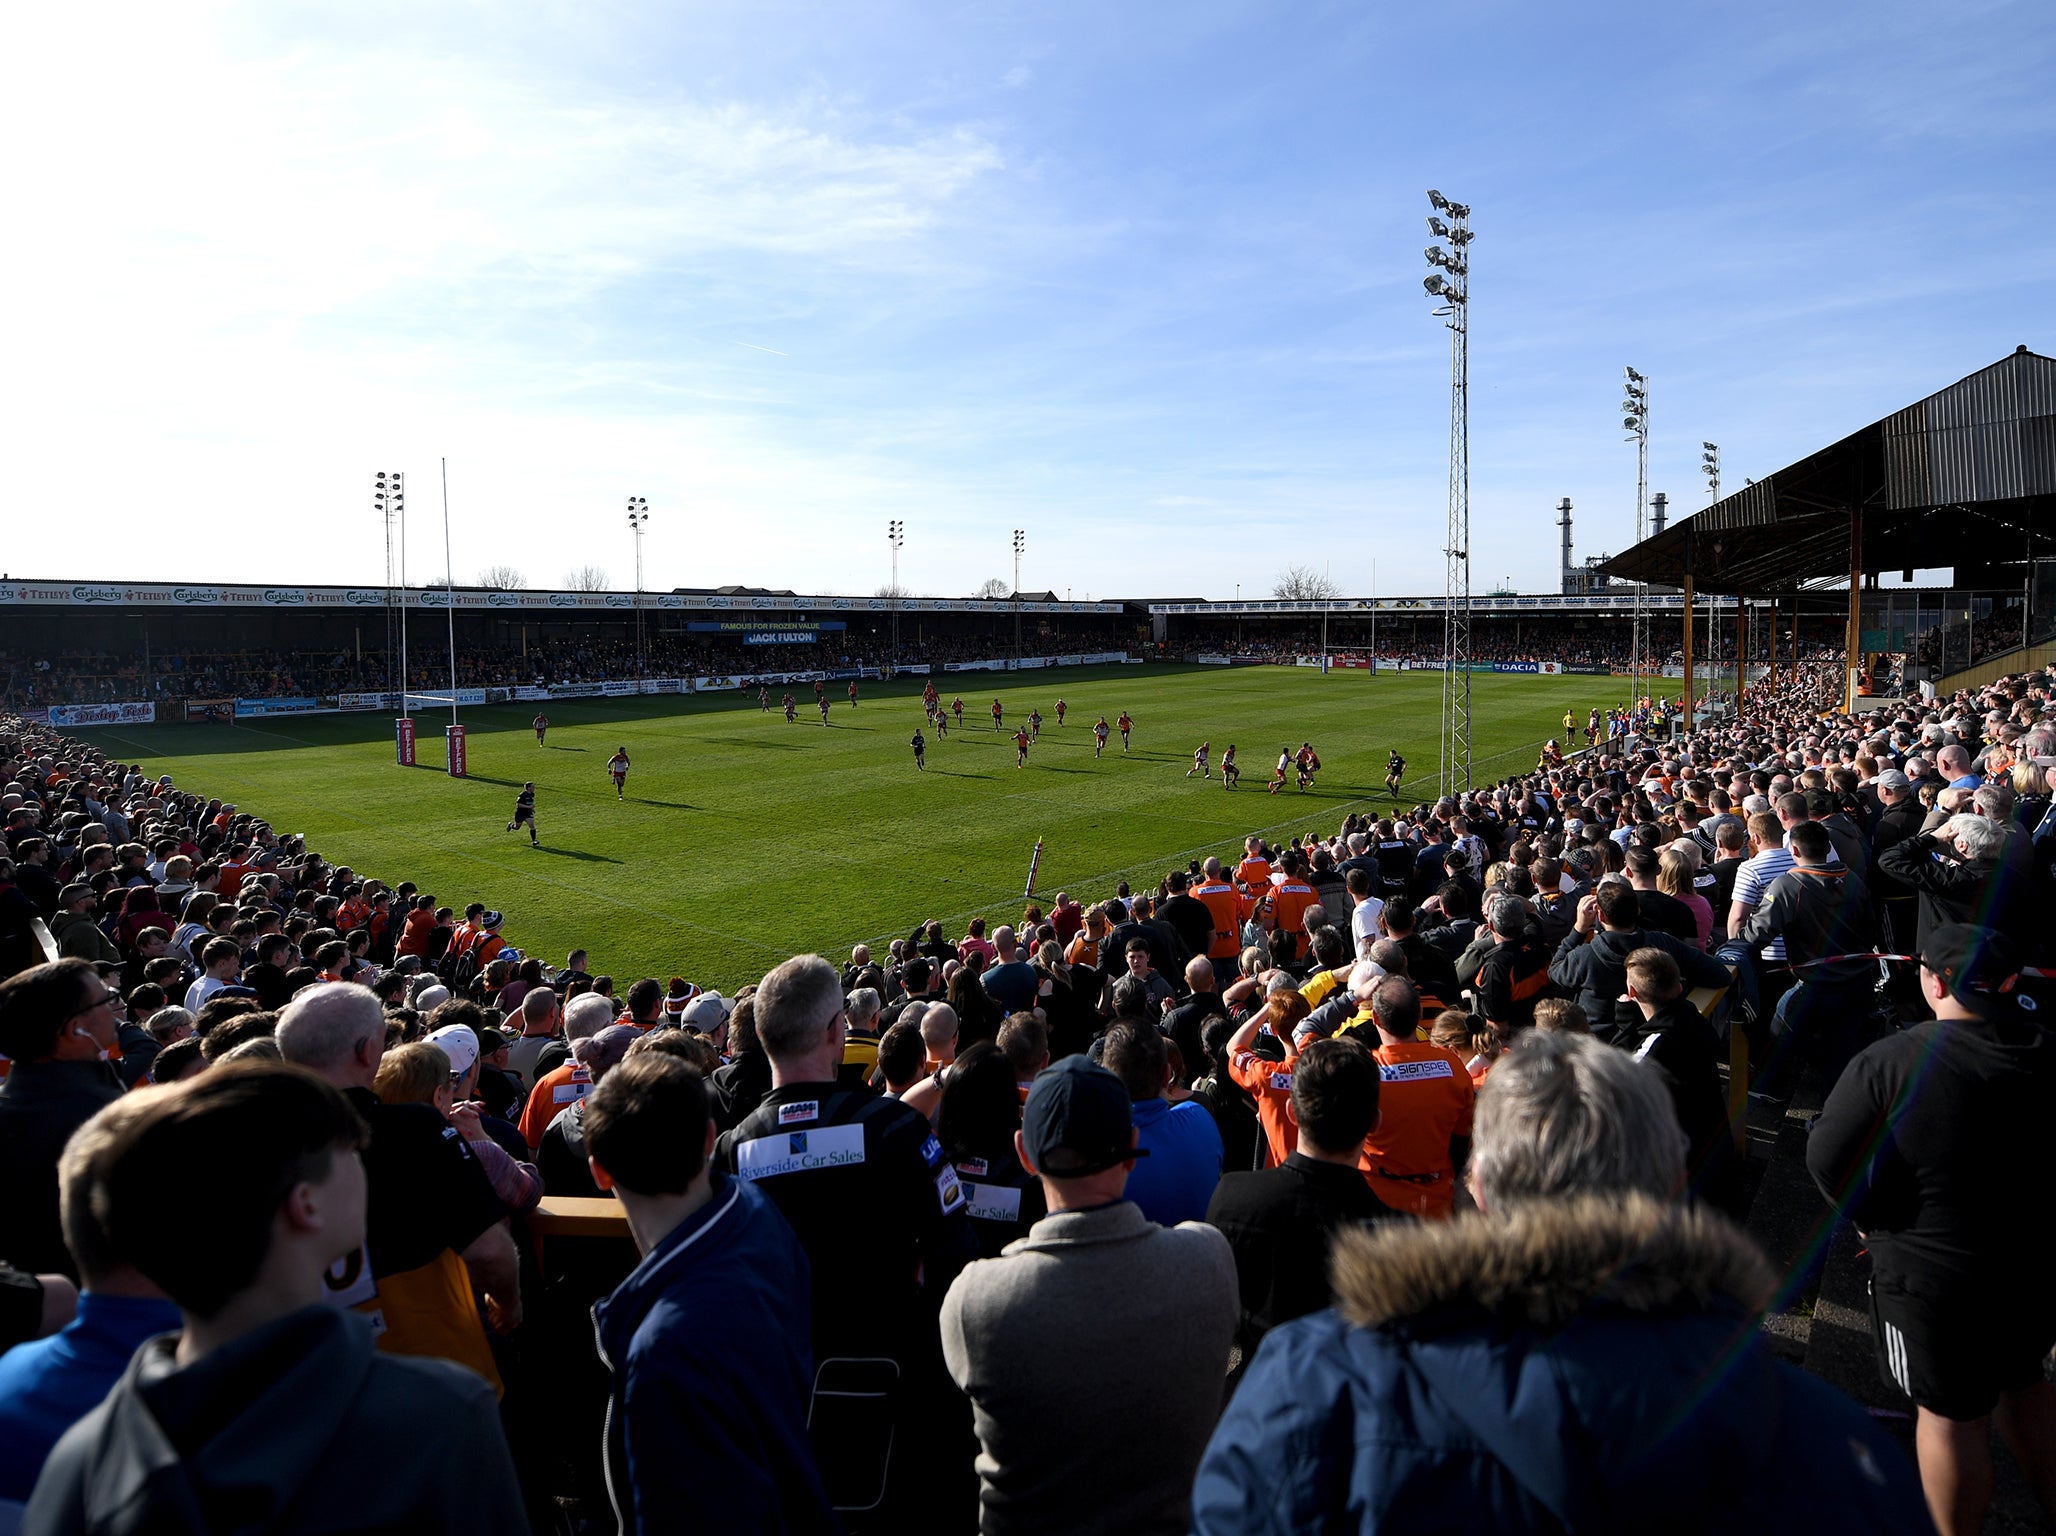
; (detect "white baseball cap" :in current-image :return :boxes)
[428,1024,479,1081]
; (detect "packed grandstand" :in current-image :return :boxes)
[2,618,2053,1530]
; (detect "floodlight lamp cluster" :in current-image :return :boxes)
[1422,192,1471,309]
[888,519,904,547]
[1701,442,1721,499]
[1621,367,1648,438]
[627,496,649,529]
[373,472,404,514]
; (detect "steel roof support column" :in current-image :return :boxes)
[1846,509,1864,712]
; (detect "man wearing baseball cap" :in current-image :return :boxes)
[941,1055,1236,1535]
[1809,924,2056,1535]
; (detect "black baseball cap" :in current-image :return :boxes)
[1022,1056,1148,1178]
[1920,924,2019,1001]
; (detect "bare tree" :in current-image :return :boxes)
[477,565,526,590]
[875,582,911,598]
[976,577,1012,600]
[566,564,611,591]
[1272,565,1341,601]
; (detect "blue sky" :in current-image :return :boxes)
[4,1,2050,598]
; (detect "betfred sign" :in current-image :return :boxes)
[396,717,416,767]
[445,724,466,778]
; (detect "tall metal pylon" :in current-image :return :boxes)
[1623,368,1650,706]
[1425,192,1473,798]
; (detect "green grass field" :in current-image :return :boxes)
[80,665,1605,991]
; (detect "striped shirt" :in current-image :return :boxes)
[1730,848,1795,960]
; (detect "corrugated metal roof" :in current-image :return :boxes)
[1601,348,2055,593]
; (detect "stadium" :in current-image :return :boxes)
[4,8,2055,1535]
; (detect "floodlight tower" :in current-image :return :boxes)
[628,497,649,676]
[375,472,407,709]
[1012,529,1026,653]
[1622,368,1649,704]
[888,520,905,664]
[1424,190,1474,797]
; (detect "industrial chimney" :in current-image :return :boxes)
[1557,498,1575,594]
[1651,491,1668,536]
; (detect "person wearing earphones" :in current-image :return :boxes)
[0,959,126,1280]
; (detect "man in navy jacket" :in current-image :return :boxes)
[587,1052,836,1536]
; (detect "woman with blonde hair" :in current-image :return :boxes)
[374,1042,541,1214]
[1657,844,1714,949]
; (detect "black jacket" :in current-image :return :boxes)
[1159,894,1215,967]
[1810,1002,2056,1294]
[1617,998,1740,1214]
[1548,927,1732,1041]
[1475,935,1556,1031]
[1876,835,2028,954]
[710,1048,772,1132]
[1738,863,1875,987]
[0,1059,125,1276]
[1163,992,1225,1086]
[1205,1153,1398,1364]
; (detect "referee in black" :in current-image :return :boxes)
[1809,923,2056,1536]
[506,782,537,845]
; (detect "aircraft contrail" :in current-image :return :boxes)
[734,341,789,356]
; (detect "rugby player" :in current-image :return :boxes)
[1187,741,1210,779]
[506,782,539,844]
[608,748,630,798]
[532,712,549,744]
[1093,715,1110,758]
[1118,710,1133,751]
[1220,744,1239,788]
[911,728,926,771]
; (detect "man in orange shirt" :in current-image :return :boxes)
[1226,992,1312,1168]
[518,993,613,1147]
[1233,836,1273,895]
[1351,976,1473,1218]
[1192,858,1247,989]
[1268,854,1320,963]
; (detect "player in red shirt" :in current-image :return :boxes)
[1055,698,1067,726]
[1117,711,1133,751]
[952,696,965,725]
[1014,725,1031,767]
[848,680,859,707]
[991,699,1004,731]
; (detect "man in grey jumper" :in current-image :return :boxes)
[941,1054,1237,1536]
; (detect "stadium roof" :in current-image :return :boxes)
[0,580,1124,615]
[1600,345,2056,596]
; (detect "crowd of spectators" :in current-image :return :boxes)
[0,627,1139,709]
[1914,597,2052,673]
[2,651,2052,1533]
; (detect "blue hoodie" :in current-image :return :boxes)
[591,1172,837,1536]
[0,1292,184,1501]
